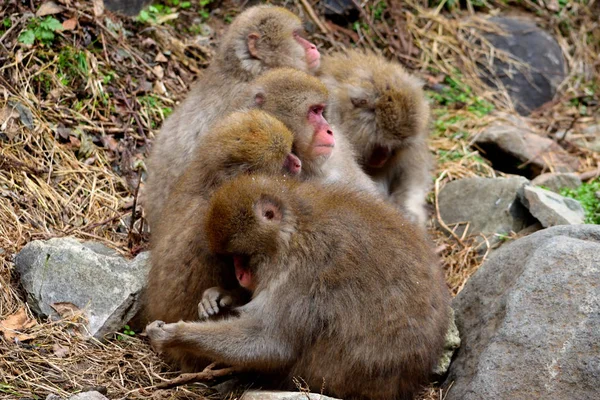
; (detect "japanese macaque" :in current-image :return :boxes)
[147,175,451,400]
[318,50,432,226]
[145,110,300,370]
[236,68,378,195]
[145,5,320,229]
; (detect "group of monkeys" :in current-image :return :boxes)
[139,5,451,400]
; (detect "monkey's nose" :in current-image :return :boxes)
[327,130,333,135]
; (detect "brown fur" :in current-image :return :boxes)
[145,5,315,229]
[237,68,379,195]
[318,50,432,226]
[145,110,296,370]
[147,175,451,400]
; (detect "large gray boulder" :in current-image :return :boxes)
[480,17,566,115]
[15,237,150,339]
[518,185,585,227]
[445,225,600,400]
[242,392,340,400]
[438,176,534,243]
[474,113,580,178]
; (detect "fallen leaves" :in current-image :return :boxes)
[0,307,37,342]
[36,1,64,17]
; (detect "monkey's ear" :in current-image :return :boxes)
[351,97,374,110]
[254,92,266,107]
[255,196,282,223]
[247,33,261,59]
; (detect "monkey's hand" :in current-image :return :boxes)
[146,320,177,353]
[198,287,234,320]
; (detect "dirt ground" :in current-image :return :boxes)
[0,0,598,399]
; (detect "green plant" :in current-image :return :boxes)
[57,48,89,86]
[427,75,494,117]
[117,325,136,340]
[561,179,600,224]
[371,1,388,21]
[18,16,63,45]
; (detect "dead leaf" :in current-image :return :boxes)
[153,81,167,95]
[152,65,164,80]
[8,101,34,130]
[36,1,64,17]
[93,0,105,17]
[62,18,77,31]
[0,107,20,140]
[56,123,72,140]
[50,302,82,318]
[52,343,70,358]
[155,53,168,63]
[69,135,81,147]
[101,135,119,152]
[0,307,37,341]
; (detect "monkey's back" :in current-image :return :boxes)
[287,187,450,399]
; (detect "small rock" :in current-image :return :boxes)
[15,237,150,339]
[475,113,579,178]
[438,176,533,244]
[241,392,340,400]
[531,172,582,193]
[103,0,152,16]
[67,391,109,400]
[560,125,600,152]
[518,185,585,227]
[445,225,600,400]
[478,17,567,115]
[323,0,360,25]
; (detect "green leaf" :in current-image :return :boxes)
[38,29,55,42]
[41,16,63,32]
[181,1,191,8]
[138,9,150,22]
[18,30,35,44]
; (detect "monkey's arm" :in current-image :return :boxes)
[388,142,432,226]
[146,315,294,370]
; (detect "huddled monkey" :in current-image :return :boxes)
[147,175,451,400]
[318,50,433,227]
[145,110,301,371]
[145,5,321,229]
[236,68,379,195]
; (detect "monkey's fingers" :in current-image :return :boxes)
[198,298,218,319]
[218,295,233,308]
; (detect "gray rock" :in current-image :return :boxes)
[242,392,340,400]
[479,17,566,115]
[474,113,580,178]
[445,225,600,400]
[518,185,585,227]
[531,172,582,192]
[438,176,533,243]
[323,0,359,25]
[15,237,150,339]
[46,392,108,400]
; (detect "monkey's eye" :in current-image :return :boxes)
[351,98,369,108]
[310,105,324,115]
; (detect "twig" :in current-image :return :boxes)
[299,0,329,35]
[578,167,600,182]
[152,363,242,390]
[127,173,143,249]
[435,171,466,248]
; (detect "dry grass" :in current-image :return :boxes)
[0,0,597,399]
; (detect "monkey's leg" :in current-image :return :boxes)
[147,318,293,370]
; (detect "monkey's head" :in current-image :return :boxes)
[323,51,430,169]
[206,175,294,289]
[246,68,335,169]
[209,110,302,177]
[219,6,321,77]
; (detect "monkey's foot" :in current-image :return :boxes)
[198,287,234,320]
[146,320,175,353]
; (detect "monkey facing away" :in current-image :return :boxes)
[318,50,433,226]
[145,5,320,228]
[145,110,301,370]
[147,175,451,400]
[236,68,379,195]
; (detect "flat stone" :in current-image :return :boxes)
[479,17,567,115]
[15,237,150,339]
[531,172,582,193]
[445,225,600,400]
[475,113,580,178]
[518,185,585,227]
[438,176,533,243]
